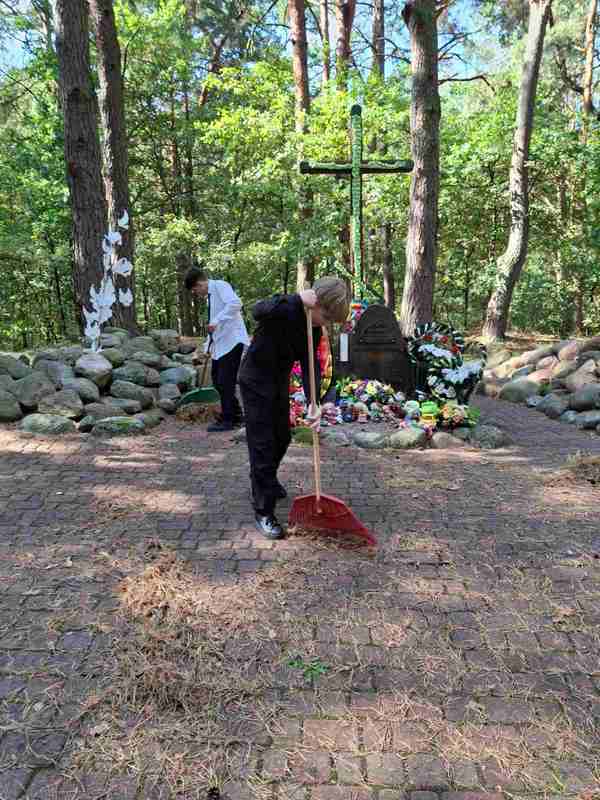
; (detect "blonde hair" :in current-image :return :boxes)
[313,276,350,324]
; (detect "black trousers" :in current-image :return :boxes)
[240,380,290,516]
[211,343,244,424]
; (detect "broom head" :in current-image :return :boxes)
[288,492,377,547]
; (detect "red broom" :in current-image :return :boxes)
[288,308,377,547]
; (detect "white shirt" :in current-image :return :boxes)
[204,279,250,360]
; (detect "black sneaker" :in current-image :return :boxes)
[255,513,284,540]
[207,421,234,433]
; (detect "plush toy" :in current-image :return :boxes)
[404,400,421,421]
[419,400,440,428]
[369,402,384,422]
[321,402,339,426]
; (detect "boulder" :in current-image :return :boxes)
[536,393,570,420]
[103,397,142,414]
[102,326,130,339]
[558,336,600,362]
[477,379,506,399]
[91,417,146,437]
[526,395,544,408]
[159,356,179,370]
[113,361,160,387]
[0,354,32,380]
[536,355,558,370]
[80,403,117,424]
[101,348,126,367]
[134,410,162,429]
[551,359,578,381]
[150,329,180,354]
[450,427,473,442]
[20,414,77,435]
[110,380,154,409]
[352,431,390,449]
[34,359,75,388]
[179,342,196,355]
[490,356,523,380]
[158,383,180,413]
[389,426,428,450]
[159,367,194,390]
[129,351,163,369]
[38,389,84,419]
[0,375,17,396]
[575,410,600,430]
[577,350,600,366]
[486,349,512,369]
[74,353,113,388]
[57,345,85,364]
[320,430,351,447]
[564,361,598,393]
[498,379,540,404]
[0,389,23,422]
[13,373,56,410]
[124,336,160,355]
[526,365,554,385]
[569,384,600,413]
[172,353,195,365]
[61,377,100,403]
[518,345,556,366]
[31,349,61,365]
[511,366,535,380]
[431,431,466,449]
[559,410,579,425]
[470,424,512,449]
[99,334,124,349]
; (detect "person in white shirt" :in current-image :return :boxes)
[185,266,250,432]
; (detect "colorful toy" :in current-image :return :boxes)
[419,400,440,428]
[404,400,421,421]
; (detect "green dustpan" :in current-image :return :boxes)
[178,336,220,407]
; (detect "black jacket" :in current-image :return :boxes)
[238,293,321,401]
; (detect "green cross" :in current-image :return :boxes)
[299,104,413,297]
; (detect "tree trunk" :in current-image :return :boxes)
[89,0,138,333]
[320,0,331,85]
[335,0,356,89]
[289,0,315,291]
[55,0,108,333]
[482,0,553,341]
[583,0,598,116]
[399,0,440,336]
[371,0,395,309]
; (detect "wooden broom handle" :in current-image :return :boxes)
[201,334,213,386]
[305,308,321,503]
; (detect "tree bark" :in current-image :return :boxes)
[335,0,356,89]
[399,0,440,336]
[55,0,108,333]
[482,0,553,341]
[289,0,315,291]
[372,0,385,77]
[583,0,598,116]
[89,0,137,333]
[320,0,331,85]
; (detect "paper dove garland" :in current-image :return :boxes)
[84,210,133,352]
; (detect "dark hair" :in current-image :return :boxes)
[184,266,208,291]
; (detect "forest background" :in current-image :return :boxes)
[0,0,598,349]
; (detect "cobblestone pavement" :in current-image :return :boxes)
[1,397,600,800]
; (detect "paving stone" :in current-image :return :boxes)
[406,756,450,790]
[365,753,404,785]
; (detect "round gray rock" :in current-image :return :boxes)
[0,375,17,396]
[75,353,113,388]
[61,377,100,403]
[559,410,579,425]
[320,430,351,447]
[431,431,466,449]
[511,366,535,380]
[134,410,162,429]
[574,410,600,430]
[91,417,146,437]
[389,426,428,450]
[0,354,32,380]
[129,351,163,369]
[99,334,124,349]
[110,380,154,409]
[159,367,194,390]
[113,361,160,387]
[486,349,512,369]
[103,397,142,414]
[498,379,541,404]
[57,345,85,365]
[20,413,77,435]
[536,393,570,420]
[569,384,600,412]
[14,373,56,410]
[101,348,126,367]
[34,359,75,388]
[0,389,23,422]
[124,336,159,355]
[526,395,544,408]
[179,342,196,355]
[470,424,512,449]
[352,431,390,449]
[451,427,473,442]
[150,329,180,354]
[564,361,598,393]
[38,389,84,419]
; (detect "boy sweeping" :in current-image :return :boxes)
[239,278,350,540]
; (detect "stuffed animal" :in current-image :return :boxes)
[354,401,369,424]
